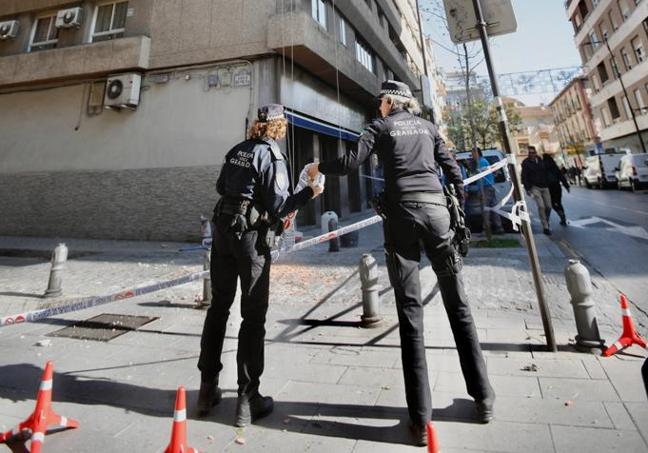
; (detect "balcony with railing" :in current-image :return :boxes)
[0,36,150,88]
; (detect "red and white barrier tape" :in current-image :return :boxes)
[0,159,524,328]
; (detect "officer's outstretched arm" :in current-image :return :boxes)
[318,119,384,176]
[261,159,314,219]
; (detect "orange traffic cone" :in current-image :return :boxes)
[426,421,440,453]
[603,294,647,357]
[164,386,198,453]
[0,361,79,452]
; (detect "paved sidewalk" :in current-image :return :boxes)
[0,223,647,452]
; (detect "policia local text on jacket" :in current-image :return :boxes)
[197,105,315,427]
[315,81,495,443]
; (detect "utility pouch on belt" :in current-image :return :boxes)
[370,192,387,220]
[445,185,471,257]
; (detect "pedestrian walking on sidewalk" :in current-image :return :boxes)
[521,146,552,235]
[543,154,570,226]
[308,80,495,446]
[197,104,322,426]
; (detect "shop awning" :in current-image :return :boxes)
[286,111,361,142]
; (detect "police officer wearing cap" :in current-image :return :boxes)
[198,104,322,426]
[308,81,495,445]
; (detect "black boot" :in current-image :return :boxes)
[475,395,495,424]
[197,377,222,417]
[235,393,274,427]
[560,214,567,226]
[408,421,428,447]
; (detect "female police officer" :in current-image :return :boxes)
[197,104,322,426]
[308,81,495,446]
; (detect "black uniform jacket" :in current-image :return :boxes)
[216,138,313,219]
[318,108,464,202]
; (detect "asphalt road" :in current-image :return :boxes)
[544,185,648,331]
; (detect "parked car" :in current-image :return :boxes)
[583,149,629,189]
[455,149,514,232]
[616,153,648,191]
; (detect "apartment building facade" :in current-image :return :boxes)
[549,76,600,166]
[567,0,648,152]
[0,0,429,240]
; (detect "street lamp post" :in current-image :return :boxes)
[587,38,647,154]
[470,0,557,352]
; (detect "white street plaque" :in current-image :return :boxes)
[444,0,517,44]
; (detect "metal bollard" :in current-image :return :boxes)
[359,253,382,328]
[564,259,605,351]
[328,217,340,252]
[43,243,68,298]
[202,249,212,307]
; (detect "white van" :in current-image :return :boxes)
[583,148,628,189]
[616,153,648,191]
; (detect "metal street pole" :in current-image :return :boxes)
[603,38,647,154]
[470,0,557,351]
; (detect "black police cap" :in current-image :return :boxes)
[378,80,413,99]
[258,104,285,122]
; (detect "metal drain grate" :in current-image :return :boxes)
[48,313,158,342]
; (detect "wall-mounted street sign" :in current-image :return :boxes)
[444,0,517,44]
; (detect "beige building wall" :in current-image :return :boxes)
[567,0,648,152]
[0,0,427,240]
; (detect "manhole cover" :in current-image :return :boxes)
[48,313,158,342]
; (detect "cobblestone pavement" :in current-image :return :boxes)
[0,221,646,452]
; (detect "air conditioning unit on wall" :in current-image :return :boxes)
[0,20,19,40]
[56,7,84,29]
[104,73,141,109]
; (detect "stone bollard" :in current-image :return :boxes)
[43,243,68,298]
[359,253,382,328]
[328,217,340,253]
[565,259,605,351]
[202,249,212,307]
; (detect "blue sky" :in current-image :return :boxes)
[422,0,583,104]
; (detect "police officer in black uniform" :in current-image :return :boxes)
[197,104,322,427]
[309,81,495,445]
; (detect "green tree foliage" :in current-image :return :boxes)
[444,100,522,150]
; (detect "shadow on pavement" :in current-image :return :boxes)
[0,364,481,447]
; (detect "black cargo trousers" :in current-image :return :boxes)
[383,196,494,426]
[198,212,271,397]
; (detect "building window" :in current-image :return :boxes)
[621,47,633,70]
[618,0,630,21]
[597,62,609,84]
[608,11,618,31]
[312,0,327,29]
[608,97,621,120]
[92,1,128,42]
[601,107,611,127]
[610,57,620,78]
[622,96,632,118]
[589,30,599,49]
[632,36,645,62]
[337,13,347,46]
[598,22,609,40]
[635,89,647,114]
[355,39,374,73]
[29,15,58,52]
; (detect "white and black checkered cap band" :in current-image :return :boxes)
[379,89,412,98]
[264,113,285,121]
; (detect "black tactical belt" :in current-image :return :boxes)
[397,191,446,205]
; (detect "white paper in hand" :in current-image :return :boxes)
[296,164,325,193]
